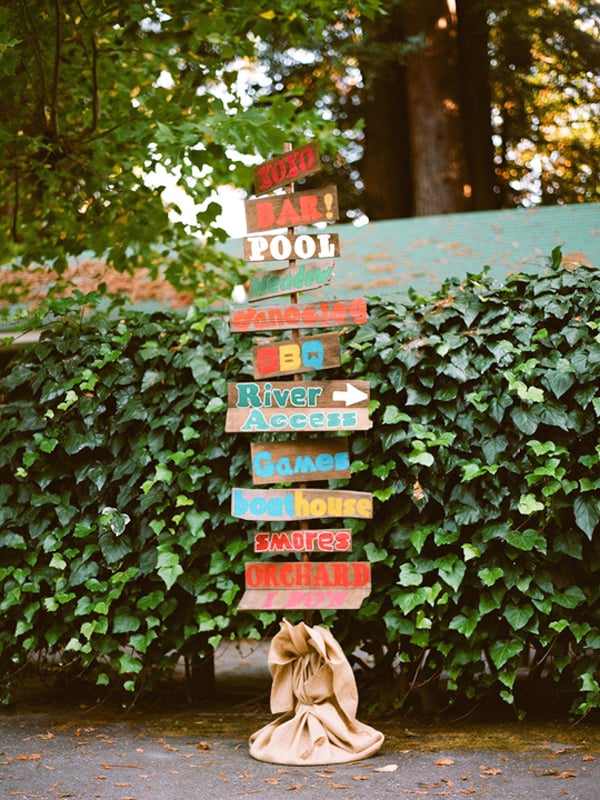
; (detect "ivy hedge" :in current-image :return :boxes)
[1,253,599,716]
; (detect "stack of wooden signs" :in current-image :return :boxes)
[227,141,373,614]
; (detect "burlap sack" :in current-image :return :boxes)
[249,618,384,765]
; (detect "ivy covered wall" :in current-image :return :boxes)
[1,256,599,716]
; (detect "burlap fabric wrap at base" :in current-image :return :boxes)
[249,618,384,765]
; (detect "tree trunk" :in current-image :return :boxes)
[360,4,413,220]
[405,0,470,215]
[456,0,502,210]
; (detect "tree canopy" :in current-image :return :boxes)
[0,0,381,300]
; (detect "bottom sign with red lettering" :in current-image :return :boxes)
[237,560,371,610]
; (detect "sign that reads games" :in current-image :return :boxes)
[250,439,350,485]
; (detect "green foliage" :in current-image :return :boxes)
[1,255,600,716]
[0,0,382,296]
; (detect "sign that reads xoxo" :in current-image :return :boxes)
[252,332,341,379]
[253,141,321,195]
[247,261,334,303]
[244,186,339,234]
[231,487,373,521]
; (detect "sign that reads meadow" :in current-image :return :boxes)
[229,297,367,333]
[250,439,350,485]
[253,141,321,195]
[247,260,334,303]
[252,332,341,379]
[245,185,339,234]
[231,487,373,521]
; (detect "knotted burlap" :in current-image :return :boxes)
[249,618,384,765]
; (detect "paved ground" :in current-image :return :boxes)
[1,640,600,800]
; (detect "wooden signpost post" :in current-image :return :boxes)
[226,140,374,613]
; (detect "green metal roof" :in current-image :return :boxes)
[224,202,600,300]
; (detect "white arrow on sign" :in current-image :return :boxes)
[332,382,369,407]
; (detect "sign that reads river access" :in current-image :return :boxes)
[229,298,367,333]
[237,561,372,611]
[247,260,334,303]
[231,487,373,521]
[252,332,341,379]
[245,186,339,234]
[250,439,350,485]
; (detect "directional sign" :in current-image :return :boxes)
[250,439,350,485]
[231,488,373,521]
[253,141,321,195]
[254,528,353,553]
[253,332,341,379]
[238,560,371,610]
[228,380,370,410]
[247,260,334,303]
[229,298,367,333]
[244,185,339,234]
[244,232,340,263]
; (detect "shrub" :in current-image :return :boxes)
[0,253,599,716]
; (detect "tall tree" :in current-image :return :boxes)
[0,0,382,299]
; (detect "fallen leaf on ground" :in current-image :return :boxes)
[17,753,41,760]
[435,758,455,766]
[330,782,349,789]
[480,767,502,775]
[196,742,211,751]
[374,764,399,772]
[583,755,596,762]
[286,784,303,790]
[557,770,576,779]
[352,775,369,781]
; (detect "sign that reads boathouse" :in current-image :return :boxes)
[247,260,334,303]
[245,185,339,234]
[237,561,371,611]
[253,140,322,195]
[229,297,367,333]
[231,487,373,521]
[250,439,350,485]
[244,232,340,263]
[253,332,342,379]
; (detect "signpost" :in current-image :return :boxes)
[225,139,375,614]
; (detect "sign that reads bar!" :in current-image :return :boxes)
[254,528,353,553]
[244,232,340,263]
[230,297,367,333]
[232,487,373,521]
[250,439,350,485]
[245,186,339,234]
[253,332,341,379]
[253,141,321,195]
[247,260,334,303]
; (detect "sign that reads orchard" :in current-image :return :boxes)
[247,260,334,303]
[245,185,339,234]
[252,332,341,379]
[229,297,367,333]
[250,439,350,485]
[231,487,373,521]
[237,561,371,611]
[253,140,321,195]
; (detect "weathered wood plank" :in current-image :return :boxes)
[229,297,367,333]
[244,232,340,263]
[253,528,353,553]
[250,439,350,484]
[225,406,372,433]
[231,488,373,521]
[252,332,341,379]
[238,587,370,610]
[253,141,321,195]
[244,186,339,233]
[228,380,370,410]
